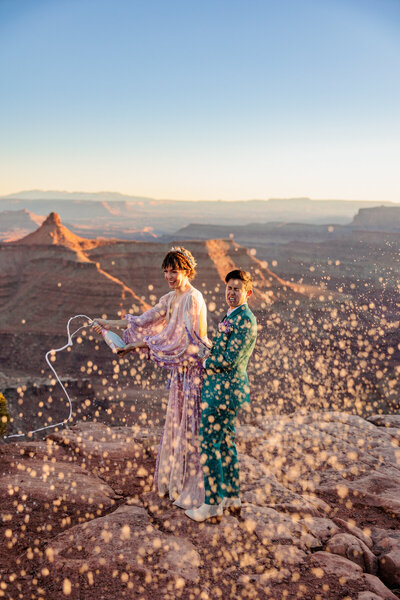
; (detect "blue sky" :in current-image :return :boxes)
[0,0,399,200]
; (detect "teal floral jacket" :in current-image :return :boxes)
[202,304,257,410]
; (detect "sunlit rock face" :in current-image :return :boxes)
[14,211,96,251]
[1,413,400,599]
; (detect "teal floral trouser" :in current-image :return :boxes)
[199,404,240,505]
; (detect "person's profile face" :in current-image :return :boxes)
[225,278,251,309]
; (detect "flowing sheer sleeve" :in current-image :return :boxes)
[122,294,169,345]
[146,289,209,368]
[183,290,209,342]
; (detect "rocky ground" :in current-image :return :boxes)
[1,411,400,599]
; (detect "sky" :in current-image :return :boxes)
[0,0,399,201]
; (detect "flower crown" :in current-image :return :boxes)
[169,247,197,268]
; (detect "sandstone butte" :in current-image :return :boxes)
[0,412,400,599]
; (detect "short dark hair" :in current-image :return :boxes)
[162,247,197,280]
[225,269,253,291]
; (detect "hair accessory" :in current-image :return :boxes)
[169,247,196,268]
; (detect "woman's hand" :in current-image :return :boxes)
[92,318,110,334]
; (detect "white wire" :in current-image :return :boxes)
[4,314,94,440]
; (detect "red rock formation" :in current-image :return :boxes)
[14,211,98,252]
[0,214,153,337]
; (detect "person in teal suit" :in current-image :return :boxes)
[185,269,257,522]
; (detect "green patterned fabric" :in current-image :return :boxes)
[199,404,239,504]
[200,304,257,504]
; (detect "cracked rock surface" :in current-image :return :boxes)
[1,412,400,599]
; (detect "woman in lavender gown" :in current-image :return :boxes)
[93,247,210,509]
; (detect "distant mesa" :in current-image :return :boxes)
[351,206,400,232]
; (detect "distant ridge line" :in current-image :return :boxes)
[1,190,396,205]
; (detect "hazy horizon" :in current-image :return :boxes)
[1,188,398,204]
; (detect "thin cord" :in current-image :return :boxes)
[5,314,94,440]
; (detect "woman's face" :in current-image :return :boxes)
[164,266,189,290]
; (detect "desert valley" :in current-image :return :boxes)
[0,196,399,599]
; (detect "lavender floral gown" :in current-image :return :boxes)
[123,284,209,509]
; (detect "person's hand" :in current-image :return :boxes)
[92,318,109,334]
[198,345,211,361]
